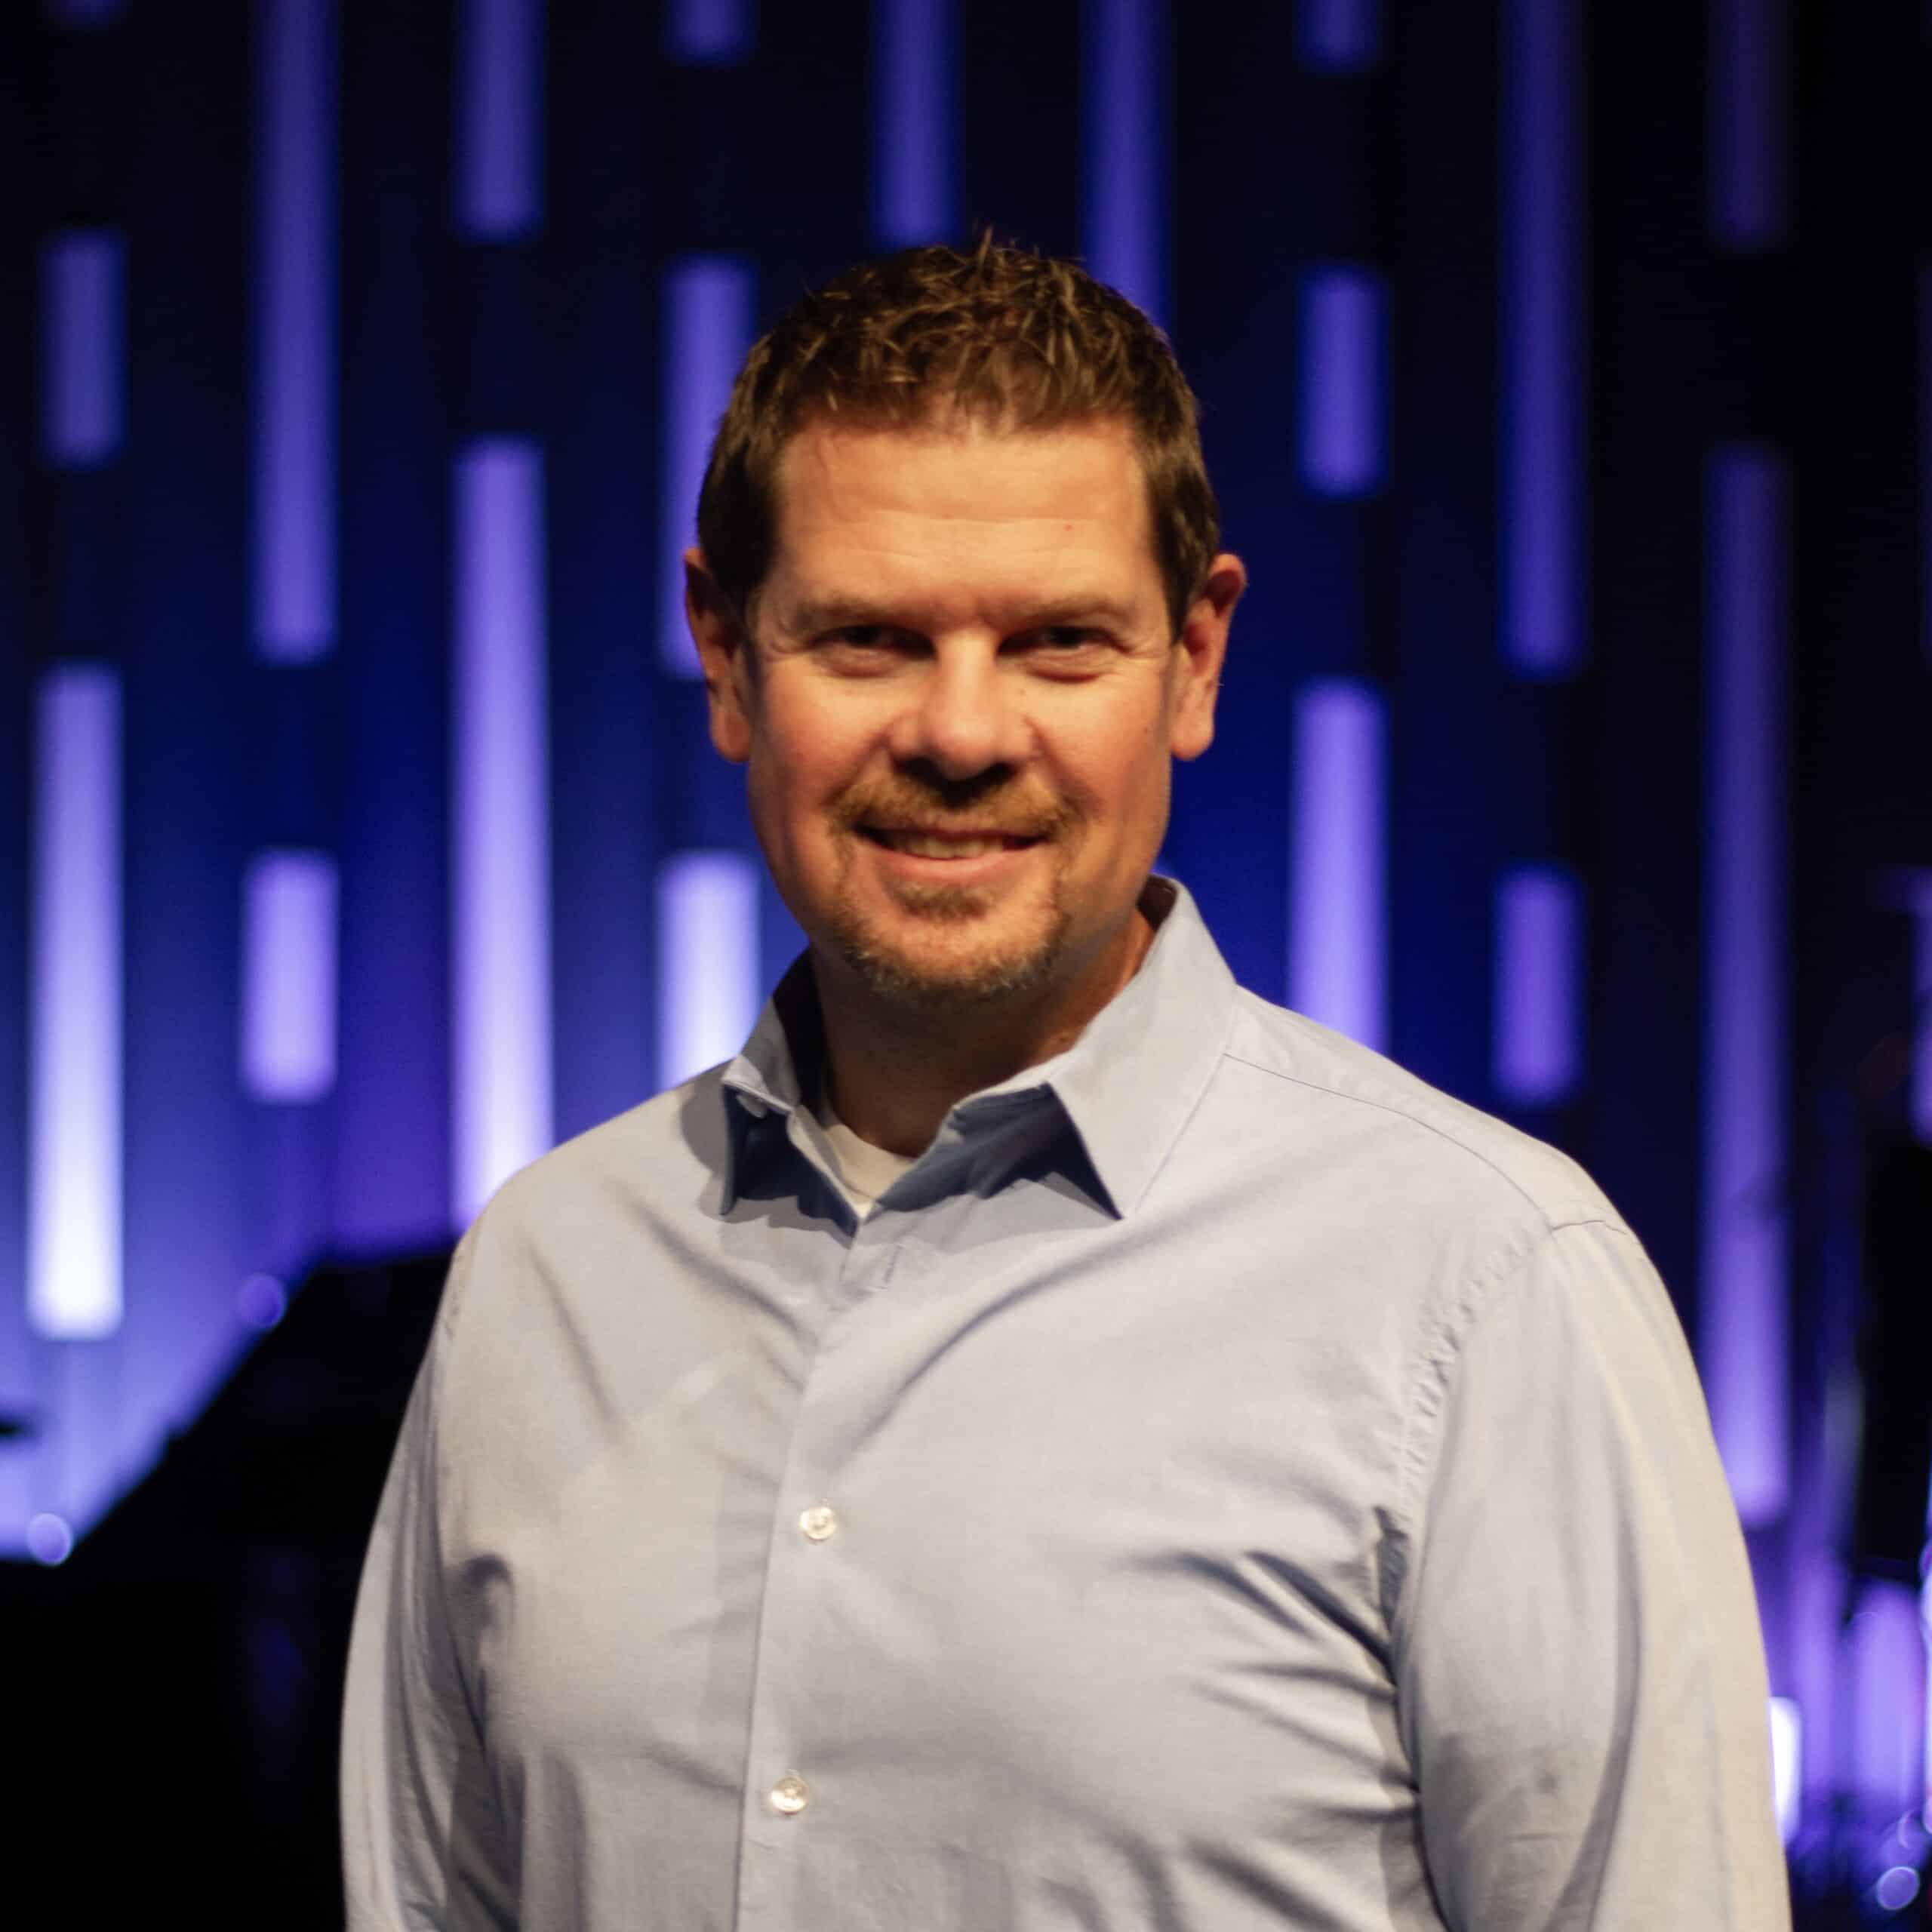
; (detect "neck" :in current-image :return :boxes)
[815,908,1155,1155]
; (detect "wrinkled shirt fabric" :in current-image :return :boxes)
[341,877,1789,1930]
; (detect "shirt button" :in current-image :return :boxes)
[769,1773,810,1815]
[798,1503,840,1541]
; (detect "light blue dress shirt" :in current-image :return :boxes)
[341,877,1789,1929]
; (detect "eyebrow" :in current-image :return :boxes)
[778,595,1145,637]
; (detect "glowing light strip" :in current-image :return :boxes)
[656,852,761,1089]
[1910,881,1932,1146]
[1699,445,1789,1527]
[1081,0,1168,324]
[241,851,339,1103]
[1709,0,1786,251]
[1296,0,1381,69]
[666,0,752,62]
[39,230,124,468]
[1492,864,1584,1106]
[1769,1697,1801,1846]
[1288,680,1387,1053]
[1298,267,1386,498]
[455,0,545,240]
[1499,0,1583,676]
[872,0,957,246]
[253,0,337,662]
[452,441,553,1223]
[660,257,755,675]
[28,666,122,1339]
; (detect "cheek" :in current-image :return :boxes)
[746,703,867,836]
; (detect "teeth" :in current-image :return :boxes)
[880,833,1012,858]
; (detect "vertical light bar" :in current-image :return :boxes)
[1911,884,1932,1146]
[660,257,755,676]
[1709,0,1786,251]
[455,0,545,240]
[1298,267,1387,498]
[1081,0,1168,325]
[1288,680,1387,1053]
[452,441,552,1223]
[1296,0,1381,70]
[1849,1586,1926,1817]
[666,0,752,63]
[241,851,339,1103]
[656,852,761,1088]
[254,0,337,663]
[1700,444,1789,1526]
[39,230,125,468]
[1492,864,1585,1105]
[1769,1697,1801,1846]
[29,667,122,1340]
[872,0,958,247]
[1499,0,1584,677]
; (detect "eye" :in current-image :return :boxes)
[1012,626,1111,672]
[814,625,916,672]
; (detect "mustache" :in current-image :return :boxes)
[832,771,1072,840]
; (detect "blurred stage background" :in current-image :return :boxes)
[5,0,1930,1923]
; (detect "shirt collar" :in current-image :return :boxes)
[718,875,1241,1218]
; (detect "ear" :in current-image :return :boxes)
[685,548,755,764]
[1169,552,1245,762]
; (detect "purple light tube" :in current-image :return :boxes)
[452,441,554,1225]
[872,0,958,248]
[1081,0,1168,327]
[253,0,337,663]
[660,257,755,676]
[1709,0,1786,252]
[39,230,124,469]
[1499,0,1584,677]
[455,0,546,240]
[1296,0,1381,71]
[1298,267,1387,499]
[656,851,761,1090]
[1288,679,1388,1054]
[1491,863,1585,1106]
[29,666,123,1340]
[1907,875,1932,1146]
[241,850,340,1103]
[1699,444,1790,1527]
[1847,1583,1925,1820]
[666,0,752,63]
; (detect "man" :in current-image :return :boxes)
[342,237,1788,1928]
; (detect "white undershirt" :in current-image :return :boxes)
[815,1091,918,1217]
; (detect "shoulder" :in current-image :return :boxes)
[457,1068,734,1270]
[1204,987,1623,1242]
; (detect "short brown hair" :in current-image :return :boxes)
[696,235,1221,635]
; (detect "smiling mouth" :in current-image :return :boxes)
[860,828,1042,859]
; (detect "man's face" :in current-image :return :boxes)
[690,414,1238,1014]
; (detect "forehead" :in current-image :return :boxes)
[766,415,1157,603]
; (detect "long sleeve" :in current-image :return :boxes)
[340,1234,512,1930]
[1392,1218,1790,1930]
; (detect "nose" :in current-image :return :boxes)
[884,641,1032,782]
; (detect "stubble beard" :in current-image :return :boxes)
[826,860,1074,1010]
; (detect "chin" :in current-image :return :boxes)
[829,898,1071,1009]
